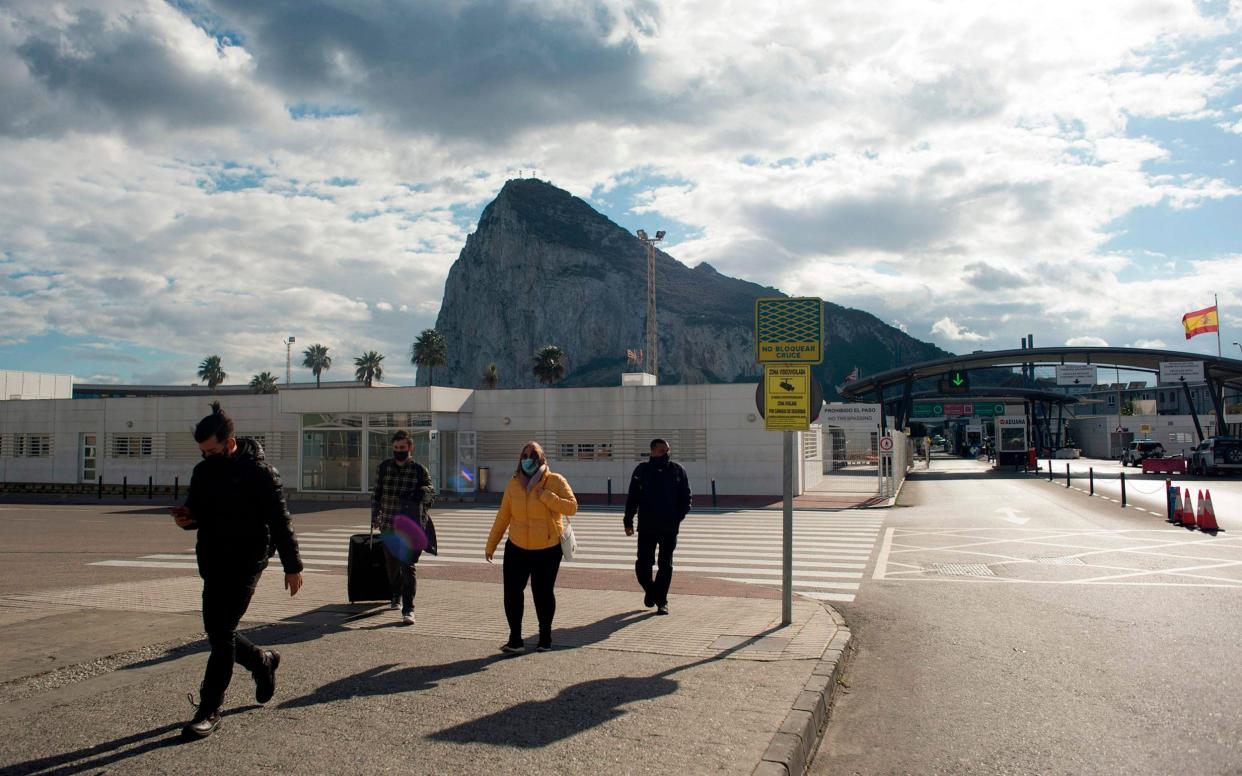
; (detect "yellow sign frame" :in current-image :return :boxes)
[764,365,812,431]
[755,297,824,364]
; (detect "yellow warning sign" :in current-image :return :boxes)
[764,365,812,431]
[755,297,824,364]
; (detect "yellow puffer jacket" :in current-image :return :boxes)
[486,469,578,554]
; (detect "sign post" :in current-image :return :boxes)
[755,297,824,626]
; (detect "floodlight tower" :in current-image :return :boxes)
[636,229,665,378]
[284,336,296,385]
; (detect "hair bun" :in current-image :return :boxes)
[210,400,223,414]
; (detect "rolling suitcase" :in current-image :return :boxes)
[347,530,391,603]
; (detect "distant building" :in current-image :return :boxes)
[0,370,73,400]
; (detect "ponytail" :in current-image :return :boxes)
[193,401,235,443]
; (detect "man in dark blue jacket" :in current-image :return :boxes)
[624,438,692,615]
[170,402,303,739]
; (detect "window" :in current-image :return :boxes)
[112,435,153,458]
[15,433,53,458]
[556,442,613,461]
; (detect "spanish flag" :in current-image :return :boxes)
[1182,305,1219,340]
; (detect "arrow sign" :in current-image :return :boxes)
[996,507,1028,525]
[952,373,965,386]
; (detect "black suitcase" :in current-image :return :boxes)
[347,532,391,603]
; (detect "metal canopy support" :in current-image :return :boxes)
[1209,378,1228,437]
[899,375,914,431]
[1182,381,1205,442]
[876,386,888,433]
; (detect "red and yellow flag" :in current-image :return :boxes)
[1182,305,1219,340]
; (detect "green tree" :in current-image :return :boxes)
[249,371,279,394]
[197,355,226,390]
[301,343,332,388]
[481,362,499,389]
[411,328,447,386]
[532,345,566,386]
[354,351,385,387]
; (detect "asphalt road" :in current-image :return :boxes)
[811,458,1242,776]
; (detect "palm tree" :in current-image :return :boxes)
[197,355,226,390]
[411,328,447,386]
[481,362,499,389]
[532,345,566,386]
[301,344,332,388]
[249,371,279,394]
[354,351,385,387]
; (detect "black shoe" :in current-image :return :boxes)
[643,590,654,608]
[656,604,669,615]
[183,706,222,739]
[500,642,526,655]
[535,642,552,653]
[254,650,280,704]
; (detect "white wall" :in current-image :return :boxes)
[0,371,73,400]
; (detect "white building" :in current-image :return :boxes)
[0,383,821,498]
[0,370,73,400]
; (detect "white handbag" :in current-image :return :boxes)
[559,517,578,561]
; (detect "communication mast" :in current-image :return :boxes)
[636,229,665,378]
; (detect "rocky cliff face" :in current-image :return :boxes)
[426,179,952,390]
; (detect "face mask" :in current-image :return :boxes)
[394,450,410,462]
[650,453,669,464]
[521,458,538,475]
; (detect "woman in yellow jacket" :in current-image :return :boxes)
[485,441,578,654]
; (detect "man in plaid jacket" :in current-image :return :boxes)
[371,429,435,624]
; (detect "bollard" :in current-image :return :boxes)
[98,475,103,500]
[148,476,153,499]
[123,476,127,500]
[174,476,179,500]
[1165,479,1173,522]
[1120,471,1126,508]
[607,478,612,505]
[1089,468,1094,496]
[1048,459,1053,482]
[711,479,718,507]
[1066,464,1071,488]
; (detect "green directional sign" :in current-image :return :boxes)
[974,403,1007,417]
[938,370,970,395]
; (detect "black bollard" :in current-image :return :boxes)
[98,475,103,500]
[174,476,179,500]
[148,476,153,499]
[1066,464,1071,488]
[607,478,612,505]
[123,476,127,500]
[1048,459,1053,482]
[1120,471,1127,508]
[711,479,717,507]
[1089,468,1094,496]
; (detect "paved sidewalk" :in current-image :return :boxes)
[0,570,850,775]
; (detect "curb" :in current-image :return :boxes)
[752,605,853,776]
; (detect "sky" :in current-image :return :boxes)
[1,0,1240,387]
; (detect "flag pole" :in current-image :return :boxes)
[1216,293,1222,358]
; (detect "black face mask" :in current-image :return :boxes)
[650,454,669,464]
[394,450,410,462]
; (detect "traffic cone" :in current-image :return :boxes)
[1180,488,1196,528]
[1198,490,1220,533]
[1171,487,1184,524]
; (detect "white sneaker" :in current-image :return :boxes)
[401,612,415,625]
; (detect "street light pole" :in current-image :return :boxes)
[1233,341,1242,358]
[636,229,665,379]
[285,336,296,385]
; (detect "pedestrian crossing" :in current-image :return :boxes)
[89,508,885,603]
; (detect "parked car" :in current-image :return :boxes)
[1189,437,1242,476]
[1120,440,1165,467]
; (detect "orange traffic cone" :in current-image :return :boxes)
[1180,488,1196,528]
[1198,490,1220,533]
[1172,487,1185,524]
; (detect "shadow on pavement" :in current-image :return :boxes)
[1,706,260,775]
[429,624,784,748]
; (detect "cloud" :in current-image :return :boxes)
[931,317,988,342]
[1065,336,1110,347]
[1130,338,1168,348]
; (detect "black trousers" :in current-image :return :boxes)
[383,544,417,614]
[636,529,679,606]
[502,540,562,645]
[200,568,265,710]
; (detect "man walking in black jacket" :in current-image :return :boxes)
[170,402,303,739]
[624,438,692,615]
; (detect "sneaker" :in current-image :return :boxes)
[401,612,415,626]
[535,642,552,653]
[388,597,400,610]
[500,642,526,655]
[643,590,655,608]
[254,650,280,704]
[656,604,669,615]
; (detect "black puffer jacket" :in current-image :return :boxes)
[623,457,693,533]
[183,437,303,576]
